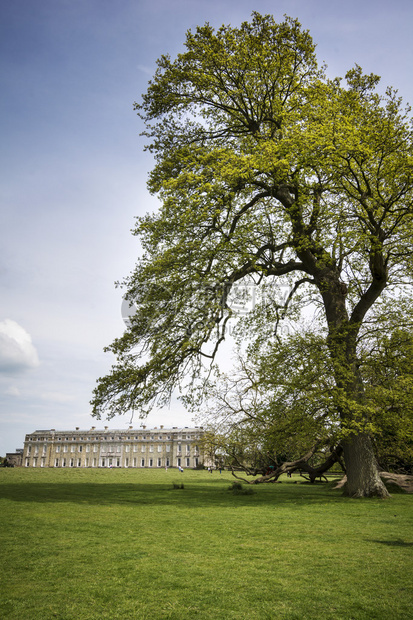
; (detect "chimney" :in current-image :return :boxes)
[160,425,164,429]
[91,426,95,430]
[76,427,79,431]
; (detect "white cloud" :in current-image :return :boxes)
[0,319,40,373]
[40,391,75,403]
[4,385,20,396]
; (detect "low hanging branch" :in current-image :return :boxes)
[296,444,345,483]
[230,444,344,484]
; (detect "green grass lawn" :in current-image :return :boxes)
[0,468,412,620]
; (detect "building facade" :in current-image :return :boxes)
[4,449,23,467]
[22,426,204,469]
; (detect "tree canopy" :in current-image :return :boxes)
[91,13,413,497]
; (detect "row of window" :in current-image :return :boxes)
[25,456,197,468]
[27,444,198,454]
[25,446,47,455]
[26,434,198,441]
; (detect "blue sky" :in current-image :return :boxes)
[1,0,412,455]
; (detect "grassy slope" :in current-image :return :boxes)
[0,468,412,620]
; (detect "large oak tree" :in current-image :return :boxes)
[92,14,413,497]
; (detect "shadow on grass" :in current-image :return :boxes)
[368,539,413,547]
[0,479,350,508]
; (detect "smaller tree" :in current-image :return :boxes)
[199,320,413,484]
[198,332,345,483]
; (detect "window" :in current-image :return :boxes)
[166,458,170,467]
[186,457,190,467]
[62,459,66,467]
[149,445,154,452]
[177,443,181,453]
[133,445,138,452]
[92,458,97,467]
[55,458,59,467]
[186,444,190,454]
[93,445,98,453]
[116,458,120,467]
[116,446,121,453]
[25,458,30,467]
[125,445,130,453]
[166,445,170,452]
[157,458,161,467]
[125,458,129,467]
[149,458,153,467]
[101,458,106,467]
[56,446,60,453]
[42,445,47,455]
[79,446,83,452]
[71,445,75,453]
[141,445,145,452]
[63,445,68,453]
[141,458,145,467]
[27,446,32,455]
[70,458,74,467]
[41,458,46,468]
[157,445,162,452]
[177,457,181,467]
[85,458,89,467]
[133,458,137,467]
[86,444,90,452]
[77,458,81,467]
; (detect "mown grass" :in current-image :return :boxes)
[0,468,412,620]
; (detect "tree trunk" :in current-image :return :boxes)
[343,433,390,498]
[298,229,390,499]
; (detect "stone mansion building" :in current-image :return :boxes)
[22,426,205,469]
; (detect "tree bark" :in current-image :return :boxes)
[343,433,390,498]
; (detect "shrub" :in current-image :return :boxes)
[228,481,255,495]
